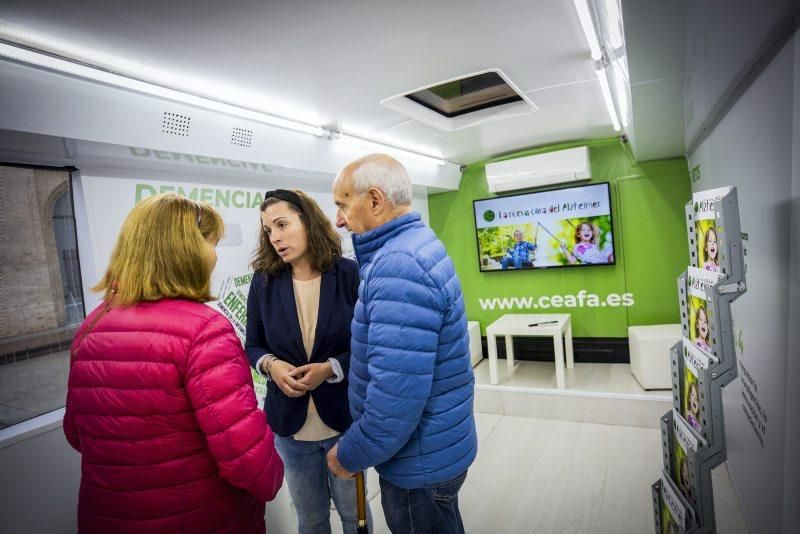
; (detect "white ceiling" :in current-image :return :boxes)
[0,0,623,165]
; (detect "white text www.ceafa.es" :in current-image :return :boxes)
[478,291,635,310]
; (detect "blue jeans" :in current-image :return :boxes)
[501,256,531,269]
[379,471,468,534]
[274,434,372,534]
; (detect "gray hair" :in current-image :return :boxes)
[347,154,412,206]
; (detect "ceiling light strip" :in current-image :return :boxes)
[573,0,602,61]
[0,42,325,136]
[337,133,447,166]
[595,67,621,132]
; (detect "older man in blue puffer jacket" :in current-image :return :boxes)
[327,153,477,533]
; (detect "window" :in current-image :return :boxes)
[0,165,84,429]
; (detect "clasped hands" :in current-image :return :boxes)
[266,359,333,398]
[261,358,353,478]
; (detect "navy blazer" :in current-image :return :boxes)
[245,256,359,437]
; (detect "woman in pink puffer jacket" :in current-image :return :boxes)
[64,193,283,533]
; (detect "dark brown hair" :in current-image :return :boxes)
[251,189,342,276]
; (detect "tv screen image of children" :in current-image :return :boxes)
[695,218,720,272]
[477,223,536,270]
[689,296,713,354]
[672,436,692,501]
[478,223,537,271]
[660,498,679,534]
[549,215,614,266]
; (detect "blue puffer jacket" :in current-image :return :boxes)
[336,212,477,489]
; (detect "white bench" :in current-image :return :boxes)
[628,324,681,390]
[467,321,483,367]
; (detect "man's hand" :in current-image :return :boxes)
[326,443,354,479]
[291,361,334,391]
[269,359,309,397]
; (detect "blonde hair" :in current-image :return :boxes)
[574,221,599,244]
[93,193,224,306]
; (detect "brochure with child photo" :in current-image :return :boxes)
[687,266,725,299]
[671,410,703,506]
[660,497,680,534]
[681,338,716,435]
[660,473,687,534]
[692,187,732,218]
[690,187,731,271]
[684,267,724,357]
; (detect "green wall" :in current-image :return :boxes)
[429,138,691,338]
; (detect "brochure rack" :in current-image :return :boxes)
[652,187,747,533]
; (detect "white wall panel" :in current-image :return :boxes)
[686,33,797,534]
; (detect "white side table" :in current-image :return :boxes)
[486,314,573,389]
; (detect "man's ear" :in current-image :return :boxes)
[367,187,385,212]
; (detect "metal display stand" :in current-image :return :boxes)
[652,187,747,533]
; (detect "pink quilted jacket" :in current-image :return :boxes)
[63,298,283,533]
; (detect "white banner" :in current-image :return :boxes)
[78,174,354,409]
[78,175,355,309]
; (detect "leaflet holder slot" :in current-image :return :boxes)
[660,409,716,529]
[652,469,696,533]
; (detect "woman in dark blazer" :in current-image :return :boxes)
[245,188,369,534]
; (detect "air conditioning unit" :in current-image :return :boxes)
[485,146,591,193]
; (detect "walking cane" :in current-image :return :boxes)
[356,471,368,534]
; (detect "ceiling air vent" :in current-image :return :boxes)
[382,69,537,132]
[406,71,522,118]
[162,111,191,136]
[231,127,253,147]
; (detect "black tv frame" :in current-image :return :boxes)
[472,181,616,273]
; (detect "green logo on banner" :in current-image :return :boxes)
[135,183,263,209]
[483,210,495,222]
[690,165,701,183]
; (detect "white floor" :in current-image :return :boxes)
[473,358,669,397]
[472,360,671,429]
[265,411,748,534]
[1,349,752,532]
[265,360,748,533]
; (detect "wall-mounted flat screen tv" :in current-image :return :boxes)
[474,182,615,272]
